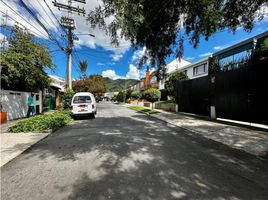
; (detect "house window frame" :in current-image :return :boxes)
[193,63,208,76]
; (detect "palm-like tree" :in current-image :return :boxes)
[79,60,88,78]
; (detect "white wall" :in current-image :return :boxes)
[1,90,42,120]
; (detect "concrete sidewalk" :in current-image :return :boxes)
[125,104,268,157]
[1,120,51,167]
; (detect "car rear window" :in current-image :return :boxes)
[73,96,92,104]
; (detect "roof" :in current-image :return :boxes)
[213,31,268,57]
[165,58,191,74]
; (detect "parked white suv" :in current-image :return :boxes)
[71,92,97,118]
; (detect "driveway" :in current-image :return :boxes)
[1,102,268,200]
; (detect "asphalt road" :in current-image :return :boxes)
[1,102,268,200]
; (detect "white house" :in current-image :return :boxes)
[159,58,191,90]
[159,58,209,90]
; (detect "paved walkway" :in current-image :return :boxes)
[125,104,268,157]
[0,118,51,167]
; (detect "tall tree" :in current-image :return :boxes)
[73,74,107,95]
[0,26,54,92]
[79,60,88,78]
[88,0,267,74]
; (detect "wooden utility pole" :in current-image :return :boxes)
[52,0,86,89]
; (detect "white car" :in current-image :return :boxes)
[71,92,97,118]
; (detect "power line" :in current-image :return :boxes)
[42,0,67,35]
[18,0,65,51]
[0,1,49,39]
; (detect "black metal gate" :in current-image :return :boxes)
[176,62,268,125]
[176,76,210,116]
[215,66,250,122]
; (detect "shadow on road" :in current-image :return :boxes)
[2,111,268,199]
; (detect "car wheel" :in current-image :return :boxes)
[90,113,95,119]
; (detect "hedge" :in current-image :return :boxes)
[8,110,73,133]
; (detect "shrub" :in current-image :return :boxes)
[164,72,188,96]
[116,90,125,102]
[130,91,142,100]
[8,110,73,133]
[143,88,161,102]
[62,88,75,109]
[143,88,161,109]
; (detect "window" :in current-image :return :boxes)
[151,76,157,83]
[218,49,252,71]
[36,95,39,101]
[193,63,208,76]
[73,96,92,104]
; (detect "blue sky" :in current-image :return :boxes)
[1,0,268,80]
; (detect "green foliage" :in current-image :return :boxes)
[73,74,107,95]
[126,89,133,100]
[129,106,160,115]
[0,26,53,92]
[209,57,221,75]
[63,88,75,109]
[143,88,161,103]
[116,90,125,102]
[165,72,188,95]
[254,37,268,63]
[8,110,73,133]
[79,60,88,78]
[87,0,266,72]
[131,91,142,99]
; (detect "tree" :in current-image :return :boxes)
[73,74,107,96]
[143,88,161,109]
[0,26,54,92]
[131,91,142,100]
[79,60,88,78]
[165,72,188,96]
[88,0,267,74]
[116,91,125,102]
[254,37,268,63]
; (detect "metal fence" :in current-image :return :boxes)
[176,63,268,125]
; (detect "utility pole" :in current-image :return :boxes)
[52,0,86,89]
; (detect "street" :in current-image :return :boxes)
[1,102,268,200]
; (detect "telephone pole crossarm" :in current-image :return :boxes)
[52,1,85,15]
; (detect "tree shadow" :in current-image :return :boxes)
[2,113,268,199]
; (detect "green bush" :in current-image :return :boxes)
[130,91,142,100]
[143,88,161,103]
[116,90,125,102]
[8,110,73,133]
[63,88,75,109]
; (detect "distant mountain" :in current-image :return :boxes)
[104,78,140,92]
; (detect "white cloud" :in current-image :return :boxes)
[97,62,105,66]
[184,56,195,61]
[131,47,146,62]
[126,64,140,80]
[108,62,116,65]
[110,53,123,61]
[102,64,141,80]
[199,52,213,57]
[102,70,118,80]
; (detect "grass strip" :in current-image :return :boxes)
[129,106,160,115]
